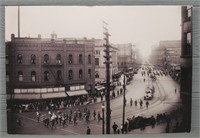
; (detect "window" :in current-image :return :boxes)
[69,70,73,80]
[18,71,23,82]
[95,50,100,55]
[95,71,99,78]
[31,54,36,64]
[79,69,83,79]
[88,69,92,79]
[95,58,99,66]
[57,70,62,81]
[88,54,91,64]
[6,71,9,82]
[187,33,191,44]
[79,54,83,64]
[44,71,49,81]
[31,71,36,82]
[6,55,9,64]
[17,54,22,64]
[44,54,49,64]
[56,54,61,64]
[68,54,73,64]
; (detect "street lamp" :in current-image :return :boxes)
[102,103,105,134]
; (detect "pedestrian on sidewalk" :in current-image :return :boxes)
[112,122,118,134]
[120,124,124,134]
[86,126,91,134]
[143,78,145,82]
[174,88,177,93]
[124,121,128,134]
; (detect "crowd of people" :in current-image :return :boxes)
[110,106,183,134]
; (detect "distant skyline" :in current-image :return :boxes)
[5,6,181,56]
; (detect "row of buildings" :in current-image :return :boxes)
[6,33,138,101]
[149,40,181,81]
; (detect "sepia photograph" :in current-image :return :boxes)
[5,6,192,135]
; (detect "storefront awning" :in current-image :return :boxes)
[42,92,67,99]
[13,93,41,100]
[12,92,67,100]
[66,90,88,96]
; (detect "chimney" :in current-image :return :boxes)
[11,34,15,40]
[38,34,41,38]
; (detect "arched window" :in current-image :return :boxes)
[68,54,73,64]
[18,71,23,82]
[56,54,61,64]
[44,54,49,64]
[31,54,36,64]
[88,54,91,64]
[57,70,62,81]
[79,54,83,64]
[44,71,49,81]
[95,71,99,78]
[69,70,73,80]
[31,71,36,82]
[17,54,22,64]
[88,69,92,79]
[79,69,83,79]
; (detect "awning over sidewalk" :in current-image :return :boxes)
[12,92,67,100]
[13,93,41,100]
[42,92,67,99]
[66,90,88,96]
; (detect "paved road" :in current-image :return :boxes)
[14,68,181,135]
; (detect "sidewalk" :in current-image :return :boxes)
[87,85,124,105]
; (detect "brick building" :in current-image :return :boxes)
[6,34,95,100]
[180,6,192,132]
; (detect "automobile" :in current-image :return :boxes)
[144,86,155,100]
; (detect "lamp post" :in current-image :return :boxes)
[102,103,105,134]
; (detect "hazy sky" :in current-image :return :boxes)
[5,6,181,56]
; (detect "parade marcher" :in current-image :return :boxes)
[86,126,91,134]
[36,111,40,123]
[17,118,22,127]
[139,99,143,108]
[117,90,119,96]
[62,116,67,128]
[97,111,101,122]
[112,122,118,134]
[93,110,96,120]
[146,101,149,109]
[73,115,77,126]
[130,98,133,107]
[134,100,137,107]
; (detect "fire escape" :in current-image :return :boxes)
[43,55,63,86]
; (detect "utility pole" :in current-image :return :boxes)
[103,21,111,134]
[18,6,20,38]
[122,46,127,133]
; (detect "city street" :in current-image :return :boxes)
[14,67,181,135]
